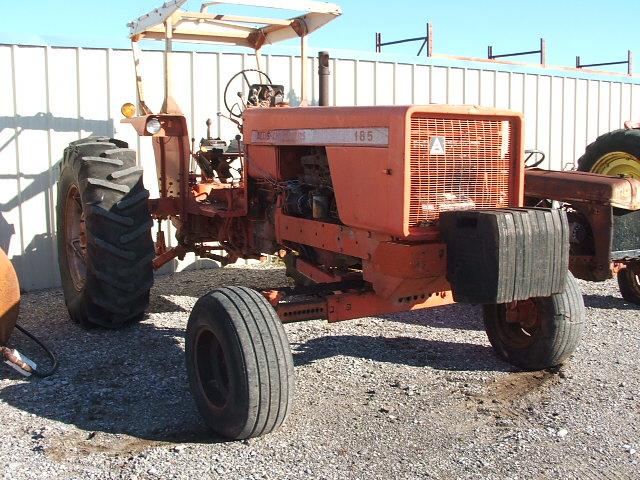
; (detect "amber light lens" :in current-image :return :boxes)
[121,102,136,118]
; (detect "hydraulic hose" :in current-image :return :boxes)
[1,324,59,378]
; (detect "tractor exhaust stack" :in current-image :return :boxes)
[318,51,330,106]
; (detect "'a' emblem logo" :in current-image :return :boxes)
[429,136,445,155]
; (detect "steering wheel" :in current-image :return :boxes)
[223,69,273,118]
[524,149,546,169]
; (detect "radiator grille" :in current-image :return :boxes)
[409,116,512,226]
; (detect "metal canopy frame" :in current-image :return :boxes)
[576,50,633,76]
[488,38,546,66]
[375,23,433,57]
[128,0,342,113]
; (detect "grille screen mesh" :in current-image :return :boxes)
[409,116,511,226]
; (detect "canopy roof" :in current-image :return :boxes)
[128,0,342,49]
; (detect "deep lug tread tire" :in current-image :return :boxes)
[577,128,640,173]
[483,272,585,370]
[186,286,294,440]
[56,136,154,328]
[617,267,640,305]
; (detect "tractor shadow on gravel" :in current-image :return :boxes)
[292,334,509,372]
[384,303,485,331]
[581,294,639,310]
[0,317,224,447]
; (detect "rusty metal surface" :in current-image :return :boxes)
[525,169,640,281]
[525,168,640,281]
[525,169,640,210]
[0,248,20,345]
[271,288,454,324]
[567,202,615,282]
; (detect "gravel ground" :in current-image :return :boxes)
[1,265,638,480]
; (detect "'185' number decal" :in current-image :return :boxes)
[354,129,374,142]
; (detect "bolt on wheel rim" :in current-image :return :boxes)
[64,184,87,292]
[499,298,541,348]
[591,151,640,179]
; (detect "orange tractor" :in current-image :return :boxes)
[55,0,584,439]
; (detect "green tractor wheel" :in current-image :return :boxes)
[577,128,640,178]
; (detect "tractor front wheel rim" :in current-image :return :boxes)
[194,327,231,410]
[498,298,541,349]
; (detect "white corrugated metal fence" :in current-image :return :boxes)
[1,43,639,290]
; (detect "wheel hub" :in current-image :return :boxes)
[64,184,87,292]
[195,328,231,409]
[591,151,640,178]
[499,298,541,347]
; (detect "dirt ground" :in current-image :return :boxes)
[0,265,638,479]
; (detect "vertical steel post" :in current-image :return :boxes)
[163,16,173,113]
[540,38,546,66]
[131,41,151,114]
[301,35,308,105]
[628,50,633,75]
[488,45,493,59]
[427,23,433,57]
[318,51,330,106]
[375,33,381,53]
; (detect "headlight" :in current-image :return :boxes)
[146,117,161,135]
[120,102,136,118]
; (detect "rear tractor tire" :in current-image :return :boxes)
[483,272,584,370]
[56,137,154,328]
[577,128,640,179]
[185,286,294,440]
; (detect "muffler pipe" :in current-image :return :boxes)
[318,51,330,106]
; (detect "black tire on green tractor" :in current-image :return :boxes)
[483,272,584,370]
[577,128,640,179]
[56,137,154,328]
[185,286,294,440]
[617,266,640,306]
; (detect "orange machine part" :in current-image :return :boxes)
[0,249,20,345]
[408,116,514,226]
[243,105,524,239]
[326,288,454,322]
[272,288,454,323]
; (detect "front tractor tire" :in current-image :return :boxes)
[185,286,294,440]
[483,272,584,370]
[56,137,154,328]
